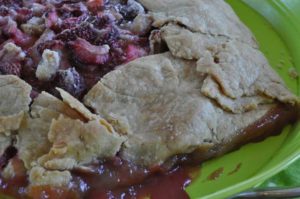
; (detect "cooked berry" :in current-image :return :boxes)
[21,57,36,77]
[44,9,61,30]
[0,6,9,16]
[0,16,33,47]
[86,0,104,13]
[125,44,148,62]
[91,14,112,29]
[37,40,65,54]
[56,28,77,42]
[0,62,22,76]
[0,0,23,8]
[75,23,97,43]
[0,0,151,99]
[56,22,96,43]
[15,8,33,24]
[58,2,88,18]
[94,25,120,45]
[68,38,110,65]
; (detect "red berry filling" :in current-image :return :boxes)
[0,0,152,99]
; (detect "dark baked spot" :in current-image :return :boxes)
[0,146,17,170]
[213,56,220,64]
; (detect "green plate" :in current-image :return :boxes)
[0,1,299,199]
[186,0,300,198]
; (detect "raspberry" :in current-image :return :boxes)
[56,23,96,43]
[56,29,77,42]
[0,62,22,76]
[75,23,97,43]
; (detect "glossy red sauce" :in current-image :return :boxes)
[228,163,242,176]
[0,158,196,199]
[207,167,224,181]
[82,166,193,199]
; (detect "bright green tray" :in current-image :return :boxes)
[186,0,300,198]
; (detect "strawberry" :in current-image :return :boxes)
[68,38,110,65]
[0,62,22,76]
[0,16,33,47]
[87,0,104,13]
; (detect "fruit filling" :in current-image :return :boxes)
[0,0,152,99]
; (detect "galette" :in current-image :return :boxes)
[0,0,299,198]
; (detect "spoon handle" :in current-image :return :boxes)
[230,187,300,198]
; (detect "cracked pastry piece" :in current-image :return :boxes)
[0,0,299,198]
[158,24,298,108]
[0,75,31,133]
[84,53,298,166]
[140,0,258,47]
[14,88,124,186]
[23,113,124,187]
[16,114,52,170]
[38,115,124,171]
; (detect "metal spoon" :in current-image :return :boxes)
[230,186,300,198]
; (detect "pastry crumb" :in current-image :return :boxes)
[36,50,61,81]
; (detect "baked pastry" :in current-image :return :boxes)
[0,0,299,198]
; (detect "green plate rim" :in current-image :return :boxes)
[186,1,300,198]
